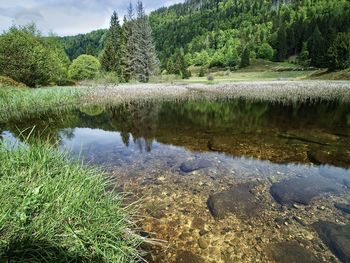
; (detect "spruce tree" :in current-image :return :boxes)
[132,1,160,82]
[276,25,287,61]
[240,47,250,68]
[124,3,137,81]
[309,25,326,68]
[100,11,123,78]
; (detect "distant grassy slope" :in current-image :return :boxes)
[183,59,317,84]
[309,69,350,80]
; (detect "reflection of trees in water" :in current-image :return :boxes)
[3,100,350,154]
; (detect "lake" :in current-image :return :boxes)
[1,98,350,263]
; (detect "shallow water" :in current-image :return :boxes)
[1,99,350,263]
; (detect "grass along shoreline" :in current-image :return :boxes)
[1,80,350,123]
[0,141,142,262]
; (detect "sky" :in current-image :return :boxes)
[0,0,184,36]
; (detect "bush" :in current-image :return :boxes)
[0,141,141,262]
[257,43,274,60]
[0,25,68,87]
[68,55,100,80]
[0,76,26,88]
[207,74,214,81]
[327,32,350,70]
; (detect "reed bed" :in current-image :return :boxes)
[85,80,350,107]
[1,80,350,122]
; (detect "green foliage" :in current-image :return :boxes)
[298,42,310,66]
[0,25,69,87]
[0,76,26,88]
[257,43,274,60]
[149,0,350,70]
[240,47,250,68]
[0,86,87,122]
[309,26,326,67]
[100,12,124,78]
[68,55,100,80]
[0,141,141,262]
[327,32,350,70]
[60,29,107,60]
[276,26,287,61]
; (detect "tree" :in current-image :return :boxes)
[100,11,123,78]
[298,42,310,66]
[240,47,250,68]
[0,25,67,87]
[68,55,100,80]
[131,1,160,82]
[257,43,274,60]
[309,25,326,68]
[276,25,287,61]
[327,32,350,70]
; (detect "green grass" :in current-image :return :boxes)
[0,86,89,122]
[0,141,141,263]
[182,59,317,84]
[309,68,350,80]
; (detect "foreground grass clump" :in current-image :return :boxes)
[0,86,89,122]
[0,141,141,262]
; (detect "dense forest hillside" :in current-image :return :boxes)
[149,0,350,71]
[61,29,107,60]
[59,0,350,74]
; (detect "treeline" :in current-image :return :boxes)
[61,29,107,60]
[0,1,159,87]
[149,0,350,72]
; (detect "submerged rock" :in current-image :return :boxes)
[180,159,212,173]
[270,176,342,205]
[269,241,321,263]
[335,203,350,214]
[307,149,350,168]
[313,221,350,263]
[176,250,205,263]
[207,183,260,219]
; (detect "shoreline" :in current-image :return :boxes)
[85,80,350,105]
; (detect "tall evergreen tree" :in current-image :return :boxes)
[309,25,326,68]
[100,11,123,78]
[124,3,137,81]
[276,25,287,61]
[240,46,250,68]
[132,1,160,82]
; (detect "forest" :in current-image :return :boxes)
[62,0,350,79]
[1,0,350,85]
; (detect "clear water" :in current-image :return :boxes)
[1,99,350,263]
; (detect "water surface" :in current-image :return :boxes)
[2,99,350,263]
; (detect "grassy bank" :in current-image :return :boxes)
[0,86,88,122]
[0,141,141,262]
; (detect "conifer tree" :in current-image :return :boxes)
[100,11,123,78]
[276,25,287,61]
[124,3,137,81]
[309,25,326,68]
[240,47,250,68]
[132,1,160,82]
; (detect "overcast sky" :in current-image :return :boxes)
[0,0,184,36]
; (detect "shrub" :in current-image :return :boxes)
[0,141,141,262]
[327,32,350,70]
[0,25,68,87]
[0,76,26,88]
[68,55,100,80]
[257,43,274,60]
[207,74,214,81]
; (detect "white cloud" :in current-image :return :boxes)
[0,0,184,36]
